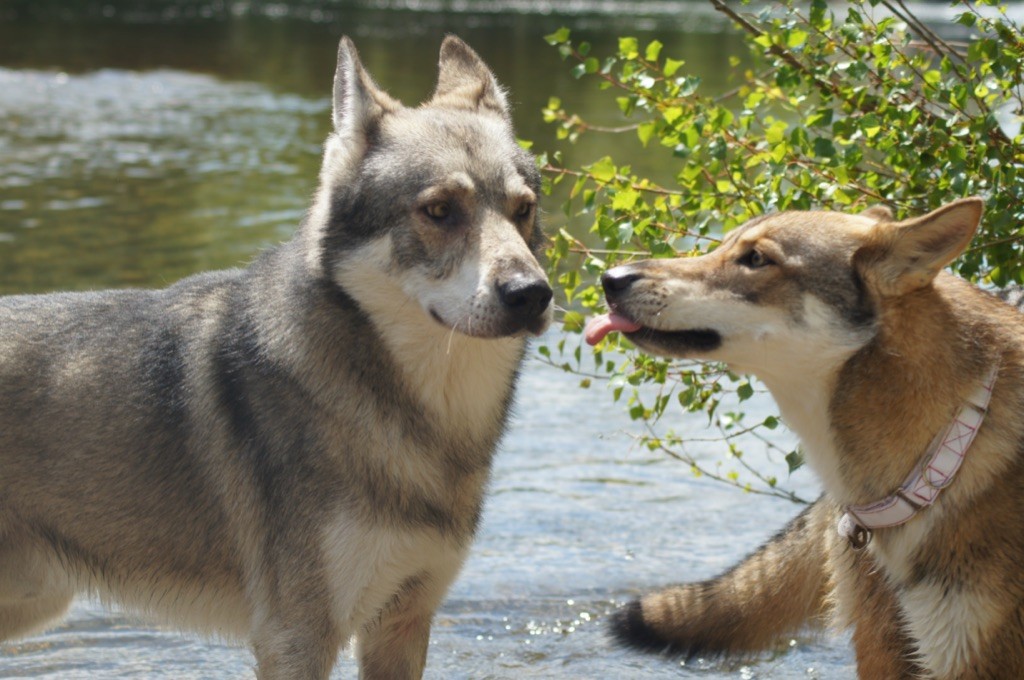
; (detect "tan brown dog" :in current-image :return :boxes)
[587,199,1024,678]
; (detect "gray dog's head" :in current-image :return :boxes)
[306,36,552,339]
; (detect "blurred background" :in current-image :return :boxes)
[0,1,949,677]
[0,0,756,293]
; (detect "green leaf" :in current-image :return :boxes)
[586,156,617,183]
[612,187,640,211]
[810,0,828,28]
[679,76,701,97]
[569,175,587,200]
[737,382,754,401]
[562,311,586,333]
[786,29,809,48]
[785,450,805,474]
[618,36,639,59]
[645,40,663,62]
[813,137,836,158]
[956,11,977,28]
[662,106,684,124]
[637,121,656,147]
[766,120,789,144]
[544,27,571,45]
[770,142,789,163]
[664,58,685,77]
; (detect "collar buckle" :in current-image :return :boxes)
[838,511,873,550]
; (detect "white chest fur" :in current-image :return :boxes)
[900,580,996,678]
[759,369,848,502]
[321,520,465,634]
[332,237,524,438]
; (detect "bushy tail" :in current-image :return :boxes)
[609,497,832,658]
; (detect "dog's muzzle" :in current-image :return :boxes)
[591,264,722,353]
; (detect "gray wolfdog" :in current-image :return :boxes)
[0,36,551,679]
[587,199,1024,678]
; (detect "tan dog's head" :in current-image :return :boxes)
[586,198,983,379]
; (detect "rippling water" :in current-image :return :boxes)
[0,4,857,677]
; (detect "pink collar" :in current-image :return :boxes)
[837,365,999,549]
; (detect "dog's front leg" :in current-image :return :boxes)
[357,611,431,680]
[844,556,921,680]
[355,576,452,680]
[251,612,344,680]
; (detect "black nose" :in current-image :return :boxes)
[498,275,553,320]
[601,266,641,300]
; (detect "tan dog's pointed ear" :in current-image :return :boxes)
[860,204,894,222]
[333,36,399,137]
[429,35,510,119]
[856,197,984,297]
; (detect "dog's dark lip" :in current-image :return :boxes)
[427,306,548,339]
[605,304,721,351]
[626,326,724,353]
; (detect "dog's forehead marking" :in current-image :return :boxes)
[448,172,475,192]
[386,107,511,153]
[761,211,879,235]
[418,172,475,199]
[505,174,534,202]
[723,211,879,261]
[719,214,772,249]
[416,172,534,209]
[381,109,532,199]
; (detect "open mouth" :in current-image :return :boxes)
[584,311,722,354]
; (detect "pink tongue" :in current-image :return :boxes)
[584,313,643,345]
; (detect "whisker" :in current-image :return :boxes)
[447,308,475,356]
[446,319,460,355]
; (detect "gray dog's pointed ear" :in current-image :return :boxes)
[856,197,984,297]
[429,35,510,119]
[333,36,399,136]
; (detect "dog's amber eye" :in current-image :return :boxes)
[424,202,451,220]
